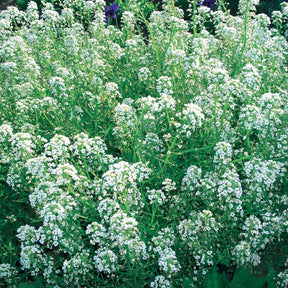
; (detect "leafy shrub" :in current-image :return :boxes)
[0,0,288,287]
[16,0,62,11]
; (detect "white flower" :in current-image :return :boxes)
[94,248,118,274]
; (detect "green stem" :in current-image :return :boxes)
[151,204,158,225]
[142,133,179,184]
[231,2,249,77]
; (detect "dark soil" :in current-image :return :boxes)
[0,0,18,11]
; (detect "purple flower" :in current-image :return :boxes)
[198,0,216,9]
[104,3,120,23]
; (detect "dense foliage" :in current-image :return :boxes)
[0,0,288,287]
[13,0,287,17]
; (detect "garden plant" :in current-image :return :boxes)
[0,0,288,287]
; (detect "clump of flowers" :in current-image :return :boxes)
[0,263,18,285]
[0,0,287,287]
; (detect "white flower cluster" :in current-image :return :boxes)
[232,240,261,267]
[147,188,166,205]
[238,91,285,142]
[0,123,13,163]
[138,67,152,82]
[62,251,93,285]
[0,263,17,284]
[93,247,118,274]
[238,0,260,14]
[231,210,287,269]
[243,158,286,209]
[151,228,181,276]
[87,210,149,272]
[277,259,288,288]
[213,141,233,165]
[0,130,143,283]
[102,161,151,213]
[178,210,219,279]
[181,162,244,224]
[70,132,114,172]
[121,11,135,34]
[150,275,172,288]
[113,101,137,148]
[181,102,204,137]
[139,132,165,158]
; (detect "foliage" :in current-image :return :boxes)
[15,0,61,12]
[0,0,288,287]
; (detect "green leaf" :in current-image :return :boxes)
[265,266,277,288]
[203,266,229,288]
[229,268,269,288]
[18,276,45,288]
[19,284,34,288]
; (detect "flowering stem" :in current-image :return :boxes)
[192,0,198,38]
[231,2,249,77]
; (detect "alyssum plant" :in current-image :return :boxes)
[0,0,288,287]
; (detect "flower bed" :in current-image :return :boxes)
[0,0,288,287]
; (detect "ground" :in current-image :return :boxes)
[0,0,17,11]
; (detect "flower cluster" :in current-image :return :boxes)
[0,263,18,284]
[0,0,287,286]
